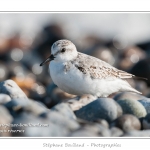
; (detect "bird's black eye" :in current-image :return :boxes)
[61,48,66,53]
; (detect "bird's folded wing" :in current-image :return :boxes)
[73,52,134,80]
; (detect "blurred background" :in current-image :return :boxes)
[0,13,150,108]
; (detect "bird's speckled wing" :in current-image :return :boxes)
[69,52,134,79]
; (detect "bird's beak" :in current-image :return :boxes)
[40,54,55,66]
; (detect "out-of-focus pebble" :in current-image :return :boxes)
[0,105,13,136]
[26,99,48,116]
[111,114,141,132]
[0,94,11,104]
[47,110,80,131]
[142,113,150,130]
[11,112,69,137]
[117,99,147,118]
[0,80,28,99]
[75,98,120,123]
[123,130,150,137]
[110,127,124,137]
[138,99,150,113]
[94,119,109,129]
[69,128,98,137]
[52,103,76,120]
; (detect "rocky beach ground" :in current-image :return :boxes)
[0,79,150,137]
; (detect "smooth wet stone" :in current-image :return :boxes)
[0,94,11,104]
[0,105,13,136]
[12,112,69,136]
[123,130,150,137]
[26,99,48,116]
[114,92,145,101]
[138,99,150,113]
[47,111,80,131]
[75,98,120,123]
[110,127,124,137]
[0,80,28,99]
[52,103,76,120]
[111,114,141,132]
[142,113,150,129]
[117,99,147,118]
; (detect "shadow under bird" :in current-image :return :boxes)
[40,39,147,97]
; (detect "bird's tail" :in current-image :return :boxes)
[120,80,142,95]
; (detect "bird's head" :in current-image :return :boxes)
[40,39,78,66]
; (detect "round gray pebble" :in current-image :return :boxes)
[138,99,150,113]
[111,114,141,132]
[117,99,147,118]
[47,111,80,131]
[110,127,124,137]
[52,103,76,120]
[75,98,120,123]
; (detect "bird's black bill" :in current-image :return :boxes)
[40,54,55,66]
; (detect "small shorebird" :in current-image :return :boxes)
[40,39,146,97]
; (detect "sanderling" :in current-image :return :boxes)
[40,39,146,97]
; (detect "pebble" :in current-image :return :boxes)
[110,127,124,137]
[47,110,80,131]
[0,94,11,104]
[4,98,29,117]
[117,99,147,118]
[0,80,28,100]
[113,100,123,117]
[69,123,111,137]
[138,99,150,113]
[111,114,141,132]
[26,99,48,116]
[93,119,109,129]
[142,113,150,129]
[92,124,111,136]
[0,105,13,136]
[69,128,98,137]
[11,112,69,136]
[75,98,120,123]
[123,130,150,137]
[114,92,145,101]
[52,103,76,120]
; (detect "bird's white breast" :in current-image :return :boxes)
[49,61,123,97]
